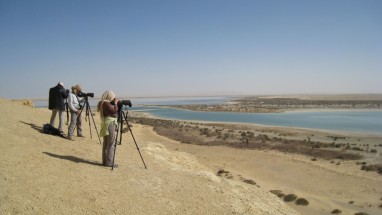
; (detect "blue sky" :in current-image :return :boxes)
[0,0,381,99]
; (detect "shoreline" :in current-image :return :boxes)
[130,112,382,161]
[129,113,382,214]
[131,119,382,215]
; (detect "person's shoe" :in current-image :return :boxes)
[77,134,85,138]
[68,136,74,140]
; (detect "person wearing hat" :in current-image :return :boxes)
[67,84,85,140]
[49,82,68,133]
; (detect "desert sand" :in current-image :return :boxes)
[1,98,381,215]
[0,98,298,214]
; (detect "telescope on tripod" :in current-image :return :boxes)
[111,99,147,170]
[76,92,102,145]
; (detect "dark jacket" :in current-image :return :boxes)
[48,85,68,110]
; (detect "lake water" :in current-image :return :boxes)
[35,97,382,134]
[133,107,382,134]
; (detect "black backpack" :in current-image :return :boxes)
[43,124,66,138]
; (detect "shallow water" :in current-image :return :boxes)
[132,107,382,134]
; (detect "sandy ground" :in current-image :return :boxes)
[0,99,297,215]
[133,109,382,214]
[161,141,382,215]
[1,98,381,215]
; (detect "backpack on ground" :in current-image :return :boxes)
[43,124,66,138]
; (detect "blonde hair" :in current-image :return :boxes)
[71,84,82,94]
[97,90,116,120]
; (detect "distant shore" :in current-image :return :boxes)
[162,95,382,113]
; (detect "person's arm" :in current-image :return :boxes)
[78,96,85,103]
[61,88,68,99]
[68,93,78,112]
[104,99,119,115]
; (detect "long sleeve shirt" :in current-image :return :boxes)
[68,92,84,112]
[101,101,118,118]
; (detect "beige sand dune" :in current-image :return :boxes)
[163,143,382,215]
[0,99,298,215]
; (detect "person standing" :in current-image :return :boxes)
[49,82,68,133]
[97,90,119,167]
[67,84,85,140]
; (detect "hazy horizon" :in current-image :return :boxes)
[19,93,382,101]
[1,0,381,99]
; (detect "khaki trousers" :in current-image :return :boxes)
[68,111,82,137]
[50,109,64,132]
[102,123,117,166]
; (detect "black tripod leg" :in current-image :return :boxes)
[74,99,101,144]
[111,110,147,170]
[83,99,102,144]
[111,111,122,170]
[86,103,93,139]
[88,108,102,145]
[122,112,147,169]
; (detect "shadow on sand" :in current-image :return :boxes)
[43,152,103,167]
[20,121,43,133]
[20,121,67,139]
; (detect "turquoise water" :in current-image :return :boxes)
[132,107,382,134]
[35,97,382,134]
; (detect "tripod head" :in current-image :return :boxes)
[117,100,133,124]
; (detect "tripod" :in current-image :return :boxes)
[111,107,147,170]
[76,97,102,145]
